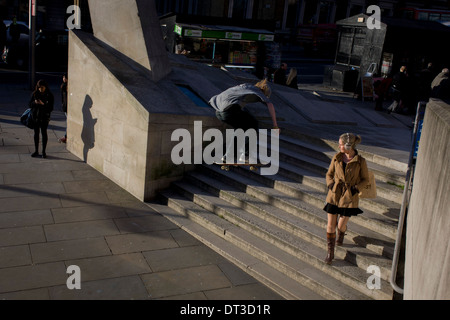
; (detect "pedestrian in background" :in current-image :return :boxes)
[0,18,6,51]
[418,62,435,101]
[323,133,369,265]
[59,74,68,143]
[29,79,54,158]
[388,66,408,113]
[286,68,298,89]
[273,62,288,85]
[430,68,449,102]
[9,16,20,43]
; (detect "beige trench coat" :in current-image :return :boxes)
[325,151,369,208]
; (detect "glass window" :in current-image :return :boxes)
[429,13,440,21]
[233,0,249,19]
[318,1,332,24]
[402,9,414,19]
[418,12,428,20]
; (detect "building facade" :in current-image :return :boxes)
[1,0,73,29]
[2,1,449,33]
[154,0,450,31]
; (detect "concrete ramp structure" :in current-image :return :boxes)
[67,0,224,201]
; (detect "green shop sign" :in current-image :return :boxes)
[174,25,273,41]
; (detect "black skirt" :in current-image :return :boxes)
[323,203,363,217]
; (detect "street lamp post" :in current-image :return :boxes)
[29,0,36,90]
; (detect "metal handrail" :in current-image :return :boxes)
[389,102,426,295]
[389,167,410,294]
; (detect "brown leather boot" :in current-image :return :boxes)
[336,227,347,246]
[324,232,336,265]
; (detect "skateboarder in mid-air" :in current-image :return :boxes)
[208,79,280,164]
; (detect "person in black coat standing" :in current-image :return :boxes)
[0,19,6,51]
[273,63,288,85]
[29,79,54,158]
[388,66,408,113]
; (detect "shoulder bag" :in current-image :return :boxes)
[20,108,35,129]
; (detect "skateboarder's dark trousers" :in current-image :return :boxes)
[215,104,259,159]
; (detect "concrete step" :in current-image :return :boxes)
[200,164,398,242]
[158,188,392,300]
[252,152,403,216]
[165,179,393,300]
[146,201,325,300]
[277,134,407,188]
[254,137,404,206]
[271,143,405,194]
[260,121,408,173]
[186,169,395,266]
[155,125,403,300]
[275,159,403,208]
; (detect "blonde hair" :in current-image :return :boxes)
[255,79,272,98]
[286,68,297,86]
[339,133,361,150]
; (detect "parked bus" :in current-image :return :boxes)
[399,7,450,22]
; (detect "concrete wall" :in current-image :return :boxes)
[404,99,450,299]
[67,30,222,201]
[87,0,171,82]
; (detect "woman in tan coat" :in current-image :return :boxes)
[323,133,369,264]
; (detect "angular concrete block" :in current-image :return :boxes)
[88,0,170,82]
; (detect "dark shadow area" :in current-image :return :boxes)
[80,95,96,163]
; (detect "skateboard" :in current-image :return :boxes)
[214,162,267,172]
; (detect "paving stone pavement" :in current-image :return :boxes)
[0,71,284,302]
